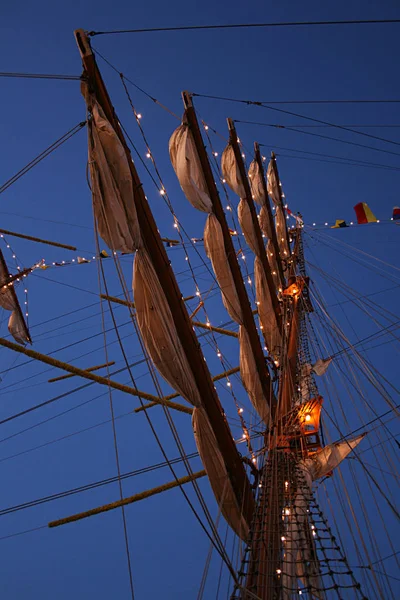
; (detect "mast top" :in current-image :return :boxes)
[74,29,93,59]
[181,90,193,110]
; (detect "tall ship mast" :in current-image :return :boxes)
[0,26,398,600]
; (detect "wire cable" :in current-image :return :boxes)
[89,19,400,36]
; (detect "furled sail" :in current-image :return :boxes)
[169,123,212,212]
[134,249,202,406]
[221,144,246,198]
[83,82,142,253]
[221,143,282,361]
[204,214,243,323]
[0,249,31,345]
[170,123,272,424]
[267,240,281,290]
[266,158,281,206]
[239,326,270,424]
[192,407,249,540]
[266,157,291,262]
[275,204,291,260]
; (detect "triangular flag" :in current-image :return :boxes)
[100,250,109,258]
[77,256,90,264]
[331,220,347,229]
[354,202,377,224]
[393,207,400,221]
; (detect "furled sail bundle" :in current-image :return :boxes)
[169,124,241,324]
[80,59,253,541]
[267,157,291,261]
[221,143,282,360]
[83,82,142,253]
[192,407,249,540]
[83,85,202,409]
[0,249,31,345]
[170,123,272,424]
[248,158,273,240]
[134,250,202,406]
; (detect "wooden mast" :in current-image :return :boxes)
[182,91,275,412]
[253,142,285,287]
[73,30,254,522]
[226,119,281,330]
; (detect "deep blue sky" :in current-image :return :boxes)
[0,1,399,598]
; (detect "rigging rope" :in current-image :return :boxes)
[88,18,400,36]
[0,72,81,80]
[0,122,86,196]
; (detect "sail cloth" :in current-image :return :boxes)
[192,407,249,540]
[267,240,281,290]
[221,144,246,198]
[134,249,202,407]
[204,215,243,324]
[0,251,31,345]
[275,204,291,260]
[239,326,270,425]
[221,144,282,359]
[254,258,281,359]
[266,159,281,206]
[83,83,142,253]
[237,199,258,255]
[303,434,366,480]
[170,123,273,424]
[169,123,212,213]
[248,158,267,206]
[312,357,332,376]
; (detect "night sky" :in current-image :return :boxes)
[0,1,399,598]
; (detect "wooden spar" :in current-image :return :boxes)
[74,31,253,523]
[270,152,292,254]
[188,301,203,319]
[227,119,281,330]
[160,237,180,245]
[0,266,35,288]
[134,366,241,413]
[0,337,192,415]
[48,470,206,528]
[0,249,31,343]
[0,228,77,251]
[99,293,196,308]
[48,361,116,383]
[182,92,275,415]
[192,320,238,338]
[277,229,303,421]
[253,142,285,287]
[278,293,301,421]
[100,294,134,307]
